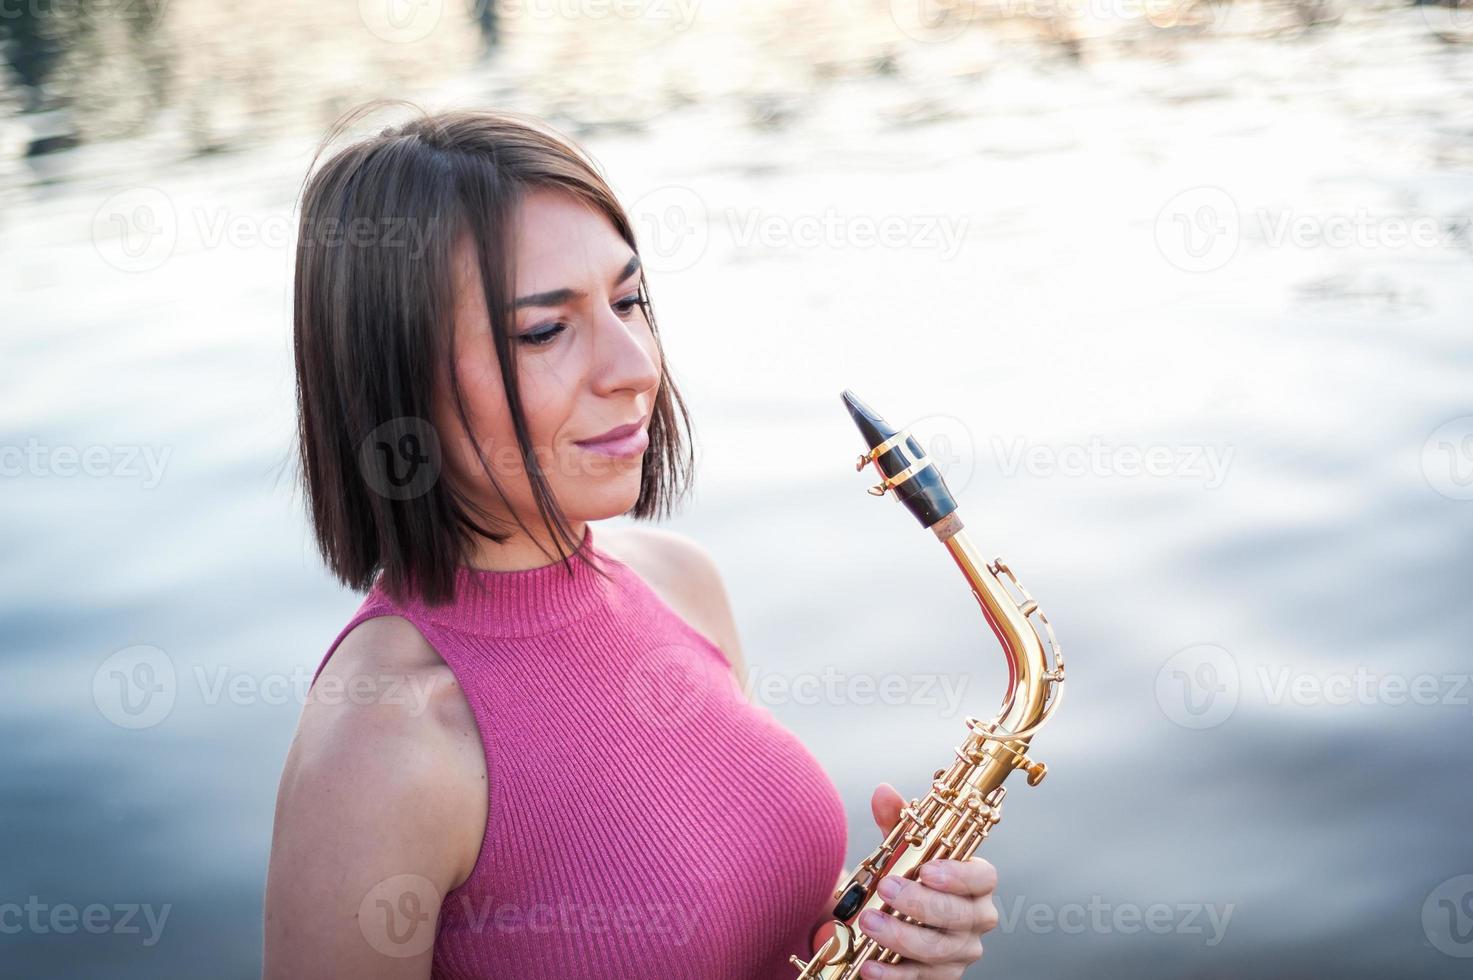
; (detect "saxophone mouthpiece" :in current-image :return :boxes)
[840,389,892,450]
[840,389,959,529]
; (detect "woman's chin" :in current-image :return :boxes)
[566,477,645,522]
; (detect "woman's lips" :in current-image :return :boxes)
[574,415,651,459]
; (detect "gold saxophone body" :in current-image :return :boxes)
[790,391,1066,980]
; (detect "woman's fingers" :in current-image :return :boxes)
[918,858,998,898]
[857,907,983,965]
[874,874,993,933]
[870,782,904,833]
[858,960,965,980]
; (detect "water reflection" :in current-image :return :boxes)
[3,1,1472,978]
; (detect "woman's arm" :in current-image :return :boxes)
[263,616,488,978]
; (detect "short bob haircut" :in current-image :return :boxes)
[292,101,694,605]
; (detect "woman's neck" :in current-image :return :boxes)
[460,519,589,573]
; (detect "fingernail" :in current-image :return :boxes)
[876,876,902,901]
[920,863,953,887]
[861,962,888,979]
[859,909,884,932]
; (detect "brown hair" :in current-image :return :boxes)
[292,101,693,604]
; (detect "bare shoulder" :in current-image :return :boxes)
[263,615,488,976]
[597,525,747,679]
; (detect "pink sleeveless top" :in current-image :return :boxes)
[310,523,848,979]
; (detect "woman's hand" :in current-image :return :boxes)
[856,783,1000,979]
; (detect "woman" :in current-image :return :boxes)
[263,103,1000,979]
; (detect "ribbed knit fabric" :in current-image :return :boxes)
[310,523,848,979]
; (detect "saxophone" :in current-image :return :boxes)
[789,391,1066,980]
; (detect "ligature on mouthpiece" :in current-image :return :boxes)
[841,389,958,529]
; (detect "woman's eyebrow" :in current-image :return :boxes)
[513,254,642,309]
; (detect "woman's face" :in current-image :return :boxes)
[437,188,661,534]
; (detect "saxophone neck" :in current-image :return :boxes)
[936,514,1063,743]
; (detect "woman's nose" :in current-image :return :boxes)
[590,302,660,396]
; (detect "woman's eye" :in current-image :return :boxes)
[614,293,646,317]
[517,322,566,347]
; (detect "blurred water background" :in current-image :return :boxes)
[3,0,1472,976]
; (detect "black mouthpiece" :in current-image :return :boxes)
[841,389,958,529]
